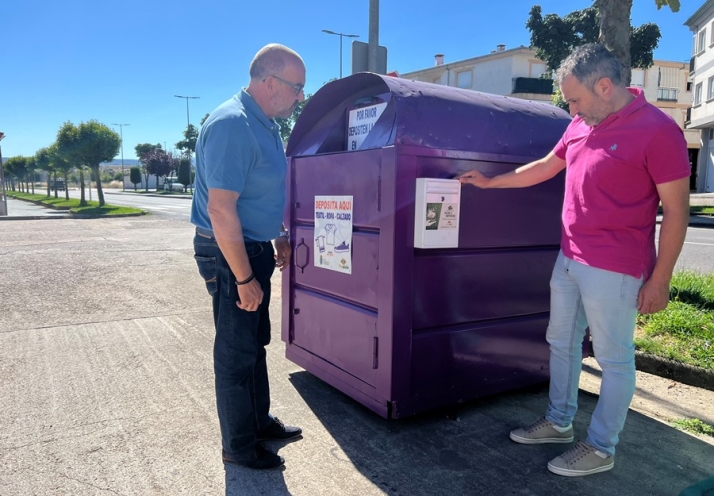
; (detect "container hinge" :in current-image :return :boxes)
[372,336,379,369]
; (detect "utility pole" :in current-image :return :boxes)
[111,123,130,192]
[0,131,6,216]
[322,30,360,78]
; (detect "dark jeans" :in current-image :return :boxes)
[193,233,275,460]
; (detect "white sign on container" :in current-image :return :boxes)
[347,102,388,151]
[314,195,353,274]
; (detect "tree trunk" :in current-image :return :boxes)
[47,173,51,198]
[79,169,87,207]
[596,0,633,85]
[93,165,105,207]
[63,171,70,201]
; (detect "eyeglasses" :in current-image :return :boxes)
[267,74,304,96]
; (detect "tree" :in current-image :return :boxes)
[48,143,73,200]
[177,158,191,189]
[276,93,312,143]
[135,143,162,191]
[4,156,29,192]
[35,147,53,197]
[56,120,120,207]
[143,149,178,189]
[526,3,661,84]
[129,166,142,191]
[175,124,198,158]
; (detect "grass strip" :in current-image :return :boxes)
[7,191,143,216]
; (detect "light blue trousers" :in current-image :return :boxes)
[545,251,643,457]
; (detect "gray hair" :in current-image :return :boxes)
[249,44,303,80]
[555,43,623,89]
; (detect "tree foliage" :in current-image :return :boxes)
[135,143,162,191]
[56,120,120,206]
[526,2,661,84]
[143,149,178,188]
[34,147,53,197]
[276,94,311,143]
[177,158,191,188]
[48,144,73,201]
[130,166,142,191]
[175,124,198,156]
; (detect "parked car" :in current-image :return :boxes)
[50,179,66,191]
[163,179,185,193]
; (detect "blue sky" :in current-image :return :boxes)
[0,0,702,160]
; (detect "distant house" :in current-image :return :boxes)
[399,45,553,103]
[400,45,700,190]
[685,0,714,192]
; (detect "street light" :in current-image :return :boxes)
[174,95,200,166]
[111,123,130,192]
[0,131,6,216]
[322,29,360,79]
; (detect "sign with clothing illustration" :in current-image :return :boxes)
[314,195,353,274]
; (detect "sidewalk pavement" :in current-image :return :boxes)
[0,217,712,495]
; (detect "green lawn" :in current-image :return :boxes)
[636,271,714,371]
[6,191,144,216]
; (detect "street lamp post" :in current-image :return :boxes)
[322,29,360,78]
[0,131,6,216]
[174,95,200,168]
[111,123,130,192]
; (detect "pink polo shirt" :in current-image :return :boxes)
[553,88,690,279]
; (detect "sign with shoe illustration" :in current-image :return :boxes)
[314,195,353,274]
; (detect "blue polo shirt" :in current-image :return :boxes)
[190,90,286,241]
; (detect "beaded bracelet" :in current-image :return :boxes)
[235,273,255,286]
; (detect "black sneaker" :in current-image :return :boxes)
[257,417,303,441]
[222,445,284,470]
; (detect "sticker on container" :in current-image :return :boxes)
[314,196,353,274]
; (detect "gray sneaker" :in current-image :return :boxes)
[547,441,614,477]
[509,417,574,444]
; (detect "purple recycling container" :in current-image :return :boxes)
[282,73,571,418]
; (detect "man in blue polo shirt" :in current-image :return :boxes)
[191,43,306,470]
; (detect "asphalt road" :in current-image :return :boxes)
[67,188,192,220]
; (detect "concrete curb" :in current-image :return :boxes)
[635,351,714,392]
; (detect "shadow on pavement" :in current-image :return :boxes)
[289,371,714,496]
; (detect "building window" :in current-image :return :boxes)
[456,70,472,89]
[695,82,703,105]
[699,29,707,54]
[687,81,693,92]
[631,69,645,87]
[709,77,714,101]
[658,88,679,102]
[711,21,714,45]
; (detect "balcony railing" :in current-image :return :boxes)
[657,87,679,102]
[511,77,553,95]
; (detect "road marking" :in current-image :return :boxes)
[683,241,714,246]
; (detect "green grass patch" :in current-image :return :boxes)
[671,418,714,437]
[6,191,143,216]
[636,271,714,371]
[690,206,714,215]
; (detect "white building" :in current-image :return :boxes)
[400,45,554,103]
[400,46,699,190]
[685,0,714,192]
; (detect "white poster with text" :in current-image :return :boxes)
[314,196,353,274]
[347,102,388,151]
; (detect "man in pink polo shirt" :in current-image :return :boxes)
[459,43,690,477]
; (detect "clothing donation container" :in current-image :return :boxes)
[282,73,571,419]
